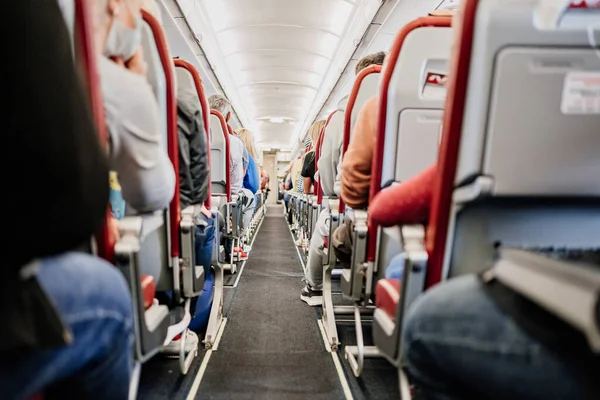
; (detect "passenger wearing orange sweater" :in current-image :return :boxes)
[340,96,379,209]
[300,52,386,306]
[331,95,380,261]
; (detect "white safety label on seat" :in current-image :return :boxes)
[561,72,600,114]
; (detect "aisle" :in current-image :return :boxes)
[192,207,347,399]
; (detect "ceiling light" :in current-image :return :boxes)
[269,117,285,123]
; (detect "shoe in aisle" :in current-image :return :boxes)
[234,247,249,261]
[300,284,323,306]
[162,330,199,355]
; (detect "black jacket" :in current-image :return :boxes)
[177,86,209,209]
[1,0,109,350]
[301,151,316,186]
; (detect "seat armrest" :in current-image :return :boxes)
[493,248,600,352]
[118,216,143,238]
[181,206,195,218]
[114,227,170,362]
[341,209,369,302]
[179,206,204,298]
[325,198,340,212]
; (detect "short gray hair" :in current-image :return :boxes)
[208,94,232,116]
[355,51,385,75]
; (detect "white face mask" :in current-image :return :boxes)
[104,6,142,60]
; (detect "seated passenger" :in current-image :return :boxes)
[236,128,260,250]
[175,67,213,275]
[300,52,386,305]
[293,137,314,245]
[161,59,215,350]
[301,120,326,195]
[371,164,436,280]
[96,0,176,281]
[260,165,270,196]
[0,1,133,397]
[283,170,294,223]
[208,95,253,260]
[292,153,305,194]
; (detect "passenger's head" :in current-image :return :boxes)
[94,0,143,61]
[428,9,455,17]
[208,94,232,121]
[236,128,258,159]
[307,120,326,145]
[355,51,386,75]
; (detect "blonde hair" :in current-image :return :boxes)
[307,120,326,146]
[236,128,258,159]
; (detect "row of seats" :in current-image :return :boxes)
[290,0,600,396]
[65,1,267,397]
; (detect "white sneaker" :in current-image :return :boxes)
[162,330,199,355]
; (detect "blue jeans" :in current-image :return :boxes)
[0,253,133,399]
[402,275,586,400]
[385,253,405,280]
[190,213,215,332]
[194,213,215,277]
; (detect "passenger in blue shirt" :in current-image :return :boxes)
[244,153,260,194]
[236,128,261,251]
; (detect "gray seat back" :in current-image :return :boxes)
[380,24,452,185]
[437,1,600,281]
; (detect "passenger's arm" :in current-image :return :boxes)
[242,147,249,171]
[369,164,437,227]
[340,96,378,209]
[112,82,175,213]
[303,177,312,194]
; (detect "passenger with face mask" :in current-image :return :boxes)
[95,0,176,224]
[0,1,134,398]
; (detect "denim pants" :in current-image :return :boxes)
[237,188,256,233]
[194,212,215,277]
[403,275,586,400]
[0,252,134,399]
[305,209,330,290]
[188,213,216,331]
[385,253,405,280]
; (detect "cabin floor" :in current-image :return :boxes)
[138,205,399,399]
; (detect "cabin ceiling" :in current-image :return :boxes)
[177,0,374,149]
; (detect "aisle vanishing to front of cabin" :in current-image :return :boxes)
[189,206,348,399]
